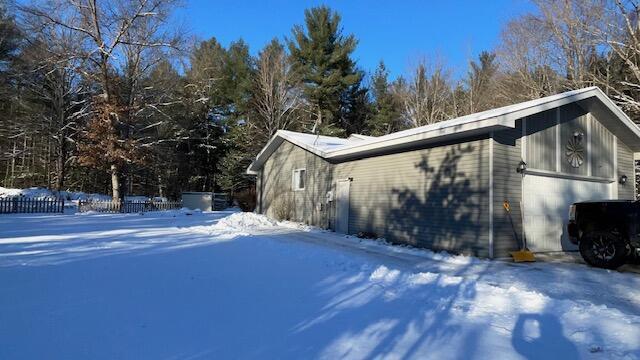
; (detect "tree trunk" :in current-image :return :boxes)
[10,142,16,187]
[111,164,121,201]
[55,135,66,191]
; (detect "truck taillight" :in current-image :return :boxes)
[569,204,576,221]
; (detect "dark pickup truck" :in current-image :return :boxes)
[568,200,640,269]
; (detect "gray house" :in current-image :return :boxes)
[247,87,640,258]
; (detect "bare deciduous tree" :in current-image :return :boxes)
[497,15,566,102]
[20,0,182,200]
[251,39,299,143]
[587,0,640,119]
[396,59,452,127]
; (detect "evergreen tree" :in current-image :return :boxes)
[0,0,22,132]
[0,1,20,87]
[187,38,229,121]
[137,60,184,198]
[465,51,499,113]
[217,122,255,194]
[183,38,234,191]
[223,40,254,119]
[184,37,255,192]
[288,6,362,135]
[340,82,370,135]
[366,61,401,135]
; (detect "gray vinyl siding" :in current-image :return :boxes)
[525,109,557,171]
[259,141,333,227]
[491,122,524,258]
[333,138,491,257]
[256,170,263,213]
[617,141,635,200]
[591,118,615,178]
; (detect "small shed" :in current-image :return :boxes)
[181,192,229,211]
[182,192,214,211]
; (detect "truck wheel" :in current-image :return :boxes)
[579,231,627,269]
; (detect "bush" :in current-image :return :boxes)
[273,196,294,221]
[356,231,378,239]
[234,187,256,212]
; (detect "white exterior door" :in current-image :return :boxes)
[335,180,350,234]
[522,175,613,252]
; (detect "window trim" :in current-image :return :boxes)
[292,168,306,191]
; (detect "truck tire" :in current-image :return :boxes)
[579,230,627,269]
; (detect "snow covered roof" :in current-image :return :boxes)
[277,131,355,152]
[247,87,640,174]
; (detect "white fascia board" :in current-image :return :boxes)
[246,132,285,174]
[246,162,258,175]
[592,90,640,150]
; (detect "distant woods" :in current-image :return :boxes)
[0,0,639,200]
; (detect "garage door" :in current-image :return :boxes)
[522,175,613,252]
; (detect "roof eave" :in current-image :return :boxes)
[591,90,640,151]
[246,162,258,175]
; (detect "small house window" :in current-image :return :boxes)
[292,168,306,191]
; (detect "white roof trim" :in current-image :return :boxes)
[348,134,376,141]
[247,87,640,173]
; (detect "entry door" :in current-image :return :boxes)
[522,175,612,252]
[335,179,351,234]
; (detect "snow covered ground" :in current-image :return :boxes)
[1,210,639,359]
[0,186,112,202]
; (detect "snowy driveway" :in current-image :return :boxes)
[1,210,639,359]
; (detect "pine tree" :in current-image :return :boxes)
[366,61,401,135]
[288,6,363,135]
[137,60,184,198]
[217,122,256,194]
[223,40,254,120]
[181,38,228,192]
[0,1,20,95]
[341,83,370,135]
[465,51,499,113]
[184,38,255,192]
[187,38,229,122]
[0,0,22,85]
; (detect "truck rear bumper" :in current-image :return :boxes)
[568,221,579,244]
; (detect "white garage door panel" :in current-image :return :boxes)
[523,175,612,252]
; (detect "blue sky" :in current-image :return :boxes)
[177,1,534,79]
